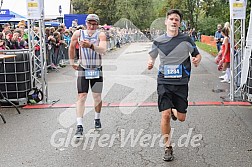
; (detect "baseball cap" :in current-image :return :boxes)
[86,14,100,23]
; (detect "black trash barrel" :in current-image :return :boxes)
[0,50,31,105]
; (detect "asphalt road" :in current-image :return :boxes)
[0,42,251,167]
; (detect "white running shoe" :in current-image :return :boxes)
[220,79,230,83]
[219,75,226,79]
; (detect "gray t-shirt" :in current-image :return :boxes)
[149,32,199,85]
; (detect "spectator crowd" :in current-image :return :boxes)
[0,21,150,72]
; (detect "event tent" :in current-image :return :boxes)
[0,9,27,22]
[44,21,60,27]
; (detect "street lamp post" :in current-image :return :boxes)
[0,0,3,10]
[59,5,62,16]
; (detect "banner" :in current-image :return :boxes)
[26,0,44,19]
[229,0,247,19]
[0,9,10,15]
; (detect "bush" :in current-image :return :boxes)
[198,17,222,36]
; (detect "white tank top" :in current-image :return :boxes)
[79,30,102,69]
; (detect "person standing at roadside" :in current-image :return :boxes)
[219,27,231,83]
[215,24,224,52]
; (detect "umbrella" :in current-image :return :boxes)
[102,25,112,29]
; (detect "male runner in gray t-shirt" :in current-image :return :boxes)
[147,9,201,161]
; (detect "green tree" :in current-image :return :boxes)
[71,0,89,14]
[71,0,116,25]
[70,0,251,32]
[87,0,117,25]
[198,16,221,35]
[200,0,229,22]
[115,0,155,30]
[246,0,251,34]
[71,0,154,28]
[157,0,201,29]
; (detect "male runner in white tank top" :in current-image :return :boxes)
[69,14,107,138]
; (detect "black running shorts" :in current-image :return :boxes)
[157,84,188,113]
[77,67,103,93]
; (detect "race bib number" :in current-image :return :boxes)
[85,69,100,79]
[164,65,182,78]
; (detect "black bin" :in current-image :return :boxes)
[0,50,31,105]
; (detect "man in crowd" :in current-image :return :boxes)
[214,24,224,52]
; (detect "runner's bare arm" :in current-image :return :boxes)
[147,56,156,70]
[79,32,106,54]
[192,54,201,67]
[68,31,80,70]
[69,30,80,69]
[95,32,107,54]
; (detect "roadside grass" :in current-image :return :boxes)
[195,41,218,56]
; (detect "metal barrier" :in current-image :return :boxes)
[105,32,150,51]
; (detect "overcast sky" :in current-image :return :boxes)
[1,0,70,18]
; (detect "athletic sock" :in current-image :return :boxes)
[95,112,100,120]
[226,68,230,80]
[77,117,83,126]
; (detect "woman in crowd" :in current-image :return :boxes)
[219,27,231,83]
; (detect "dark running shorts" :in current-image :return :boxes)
[77,67,103,93]
[157,84,188,113]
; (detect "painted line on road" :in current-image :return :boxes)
[194,102,222,106]
[109,102,138,107]
[222,101,252,106]
[22,101,252,109]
